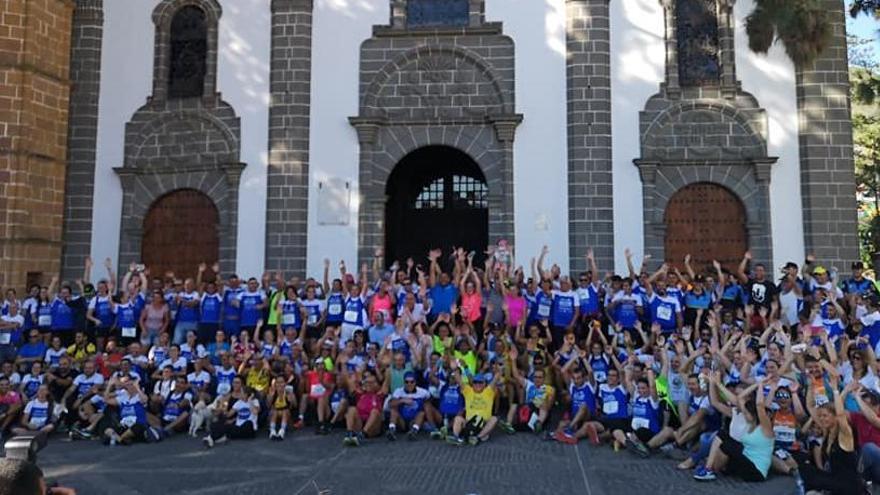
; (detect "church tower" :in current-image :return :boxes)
[0,0,74,291]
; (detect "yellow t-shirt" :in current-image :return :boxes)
[462,384,495,421]
[67,343,96,366]
[246,368,270,392]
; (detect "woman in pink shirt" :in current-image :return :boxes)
[459,267,483,324]
[501,277,526,328]
[369,281,396,325]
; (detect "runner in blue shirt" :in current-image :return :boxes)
[199,276,223,345]
[427,249,460,319]
[553,355,597,444]
[644,277,682,335]
[550,277,580,351]
[221,274,244,337]
[234,278,267,333]
[323,259,346,330]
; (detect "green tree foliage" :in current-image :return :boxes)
[746,0,832,66]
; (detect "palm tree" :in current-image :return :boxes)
[745,0,833,66]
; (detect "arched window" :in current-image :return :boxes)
[168,6,208,98]
[407,0,469,28]
[676,0,720,86]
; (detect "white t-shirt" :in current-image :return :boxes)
[72,372,104,397]
[232,398,259,427]
[187,370,211,391]
[153,379,174,400]
[24,398,51,428]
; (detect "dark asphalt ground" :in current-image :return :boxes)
[25,430,798,495]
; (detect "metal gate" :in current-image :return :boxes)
[385,146,489,271]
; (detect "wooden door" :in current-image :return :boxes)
[142,189,219,280]
[664,182,747,272]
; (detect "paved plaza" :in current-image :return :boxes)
[30,433,795,495]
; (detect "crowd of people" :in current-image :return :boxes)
[1,244,879,494]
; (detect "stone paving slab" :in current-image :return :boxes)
[33,432,794,495]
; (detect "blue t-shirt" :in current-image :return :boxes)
[200,293,222,324]
[429,284,459,316]
[598,384,629,420]
[576,284,599,315]
[569,382,597,416]
[50,298,74,331]
[551,290,578,327]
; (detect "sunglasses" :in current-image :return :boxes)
[404,380,416,384]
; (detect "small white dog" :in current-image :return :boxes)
[189,401,210,437]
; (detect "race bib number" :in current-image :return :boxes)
[310,384,326,398]
[38,315,51,326]
[538,305,550,317]
[121,327,136,338]
[329,304,342,315]
[344,310,358,322]
[632,417,650,431]
[656,305,672,321]
[308,314,318,325]
[0,333,10,345]
[594,371,607,383]
[282,314,296,325]
[775,426,796,443]
[217,382,231,396]
[602,400,618,415]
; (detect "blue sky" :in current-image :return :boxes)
[849,6,880,54]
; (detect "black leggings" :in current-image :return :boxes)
[793,451,864,495]
[210,420,256,441]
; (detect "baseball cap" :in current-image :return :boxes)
[813,266,827,275]
[472,374,487,383]
[782,261,798,271]
[403,371,416,382]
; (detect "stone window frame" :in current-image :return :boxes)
[661,0,737,99]
[151,0,222,102]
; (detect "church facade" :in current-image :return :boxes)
[0,0,859,289]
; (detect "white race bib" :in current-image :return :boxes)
[308,314,318,325]
[656,305,672,321]
[602,400,618,415]
[632,417,650,430]
[310,384,326,398]
[537,305,550,317]
[38,315,51,326]
[282,314,296,325]
[344,310,358,322]
[121,327,136,338]
[329,304,342,314]
[217,382,231,396]
[0,333,10,345]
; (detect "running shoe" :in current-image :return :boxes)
[292,418,304,430]
[203,436,214,448]
[342,432,354,446]
[692,466,716,481]
[386,429,397,442]
[498,420,515,434]
[447,435,464,446]
[430,429,443,440]
[625,437,650,458]
[468,436,479,446]
[407,429,418,441]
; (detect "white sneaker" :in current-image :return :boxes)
[269,428,276,440]
[215,435,228,445]
[278,429,286,440]
[203,436,214,448]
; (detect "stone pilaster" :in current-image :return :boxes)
[796,0,858,268]
[264,0,313,275]
[566,0,613,274]
[61,0,103,282]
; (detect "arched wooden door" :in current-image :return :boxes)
[664,182,747,271]
[142,189,219,280]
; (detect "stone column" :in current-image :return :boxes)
[566,0,613,274]
[265,0,313,275]
[61,0,103,282]
[0,0,74,291]
[796,0,858,268]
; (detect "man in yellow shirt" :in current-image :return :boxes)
[447,373,498,446]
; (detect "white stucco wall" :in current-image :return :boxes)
[489,0,569,273]
[306,0,387,277]
[610,0,665,273]
[90,1,154,281]
[733,0,805,272]
[218,0,271,277]
[91,0,270,280]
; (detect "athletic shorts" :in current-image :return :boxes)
[463,416,486,437]
[600,417,630,433]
